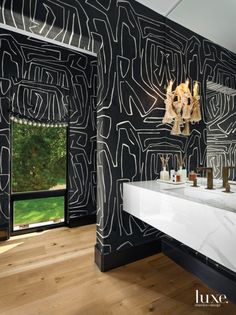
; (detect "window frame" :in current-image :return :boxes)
[10,122,69,235]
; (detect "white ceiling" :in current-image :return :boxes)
[136,0,236,54]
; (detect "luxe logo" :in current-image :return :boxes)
[195,290,228,307]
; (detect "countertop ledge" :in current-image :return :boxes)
[123,180,236,274]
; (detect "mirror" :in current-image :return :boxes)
[206,81,236,181]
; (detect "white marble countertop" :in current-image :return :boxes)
[123,180,236,273]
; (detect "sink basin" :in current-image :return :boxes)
[163,186,216,201]
[161,185,236,213]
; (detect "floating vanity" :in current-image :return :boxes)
[123,180,236,274]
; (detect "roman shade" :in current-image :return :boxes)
[10,79,69,124]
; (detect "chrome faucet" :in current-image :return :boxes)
[197,167,213,189]
[222,166,235,188]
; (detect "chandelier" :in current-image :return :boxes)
[162,79,201,136]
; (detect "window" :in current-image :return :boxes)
[13,196,65,230]
[11,121,67,231]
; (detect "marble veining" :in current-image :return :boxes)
[123,181,236,273]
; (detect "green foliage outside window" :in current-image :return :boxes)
[12,122,67,192]
[14,197,65,225]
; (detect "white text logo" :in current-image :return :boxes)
[195,290,228,307]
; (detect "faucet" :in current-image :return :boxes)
[197,167,213,189]
[222,166,235,188]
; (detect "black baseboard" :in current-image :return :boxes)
[0,229,9,241]
[68,214,96,228]
[95,240,161,272]
[162,239,236,305]
[11,222,65,236]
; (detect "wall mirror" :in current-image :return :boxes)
[206,80,236,181]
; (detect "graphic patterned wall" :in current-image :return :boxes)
[0,28,97,236]
[206,90,236,180]
[68,52,97,220]
[0,92,10,238]
[1,0,236,265]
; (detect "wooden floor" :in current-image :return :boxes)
[0,225,235,315]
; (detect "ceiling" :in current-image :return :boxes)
[136,0,236,54]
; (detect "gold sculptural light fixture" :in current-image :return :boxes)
[162,79,202,136]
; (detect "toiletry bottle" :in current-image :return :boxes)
[170,169,176,182]
[177,166,182,182]
[160,167,170,181]
[177,166,187,182]
[176,153,187,182]
[175,174,181,182]
[159,154,170,181]
[188,171,197,181]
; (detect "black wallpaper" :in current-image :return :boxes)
[206,90,236,180]
[0,28,97,234]
[0,0,236,270]
[11,79,69,124]
[68,53,97,220]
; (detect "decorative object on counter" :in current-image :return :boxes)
[162,79,201,136]
[170,169,176,182]
[188,171,197,181]
[222,166,236,188]
[197,167,214,190]
[176,153,187,182]
[223,182,232,193]
[170,171,181,183]
[159,154,170,181]
[192,178,199,187]
[175,174,181,183]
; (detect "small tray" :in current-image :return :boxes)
[156,179,185,185]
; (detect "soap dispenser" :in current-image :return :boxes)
[160,154,170,181]
[176,153,187,182]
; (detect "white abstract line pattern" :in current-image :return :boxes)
[0,1,236,275]
[0,96,10,237]
[206,90,236,180]
[0,28,97,233]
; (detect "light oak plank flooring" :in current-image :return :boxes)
[0,225,235,315]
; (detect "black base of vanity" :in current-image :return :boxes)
[162,239,236,305]
[68,214,96,228]
[95,240,162,272]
